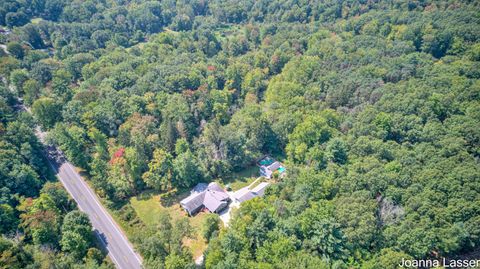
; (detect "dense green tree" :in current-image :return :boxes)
[9,69,29,93]
[5,11,28,27]
[286,113,338,164]
[22,79,41,106]
[31,97,62,129]
[0,237,34,269]
[61,210,94,260]
[51,69,72,100]
[48,123,89,168]
[173,149,203,188]
[202,214,221,242]
[19,194,61,247]
[40,182,73,213]
[325,137,348,164]
[32,97,61,130]
[142,149,174,191]
[6,42,24,59]
[30,62,52,85]
[0,204,17,234]
[0,57,20,77]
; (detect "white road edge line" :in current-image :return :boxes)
[65,162,143,264]
[45,158,124,269]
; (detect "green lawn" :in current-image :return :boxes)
[102,164,261,261]
[130,191,209,259]
[221,165,259,191]
[30,18,42,24]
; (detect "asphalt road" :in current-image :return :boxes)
[10,95,143,269]
[47,159,143,269]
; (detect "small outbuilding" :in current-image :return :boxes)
[258,156,286,178]
[233,182,270,203]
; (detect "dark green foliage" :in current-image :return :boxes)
[202,214,221,242]
[137,212,194,268]
[0,204,17,234]
[6,42,24,59]
[0,0,479,268]
[0,84,105,268]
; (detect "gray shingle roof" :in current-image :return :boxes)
[180,191,206,215]
[233,186,256,203]
[180,182,230,215]
[267,161,281,172]
[191,183,208,194]
[251,182,269,196]
[233,182,270,203]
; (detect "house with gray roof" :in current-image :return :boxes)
[258,156,286,179]
[180,182,230,216]
[233,182,270,203]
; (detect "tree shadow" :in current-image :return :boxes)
[160,190,190,208]
[93,229,110,255]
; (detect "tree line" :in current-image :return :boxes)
[1,0,479,268]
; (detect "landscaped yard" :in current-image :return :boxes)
[129,191,209,259]
[106,163,262,261]
[221,164,259,191]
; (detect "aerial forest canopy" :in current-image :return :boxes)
[1,0,479,268]
[0,85,108,267]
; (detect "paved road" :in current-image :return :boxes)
[48,159,143,269]
[11,96,143,269]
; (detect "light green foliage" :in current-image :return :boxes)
[173,149,203,188]
[142,149,174,191]
[1,0,479,268]
[51,69,72,100]
[138,211,194,268]
[22,79,41,105]
[31,97,62,129]
[48,123,89,168]
[9,69,29,93]
[61,210,94,259]
[286,112,339,164]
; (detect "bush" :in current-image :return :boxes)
[202,214,221,242]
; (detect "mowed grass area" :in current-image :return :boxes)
[30,18,42,24]
[129,191,209,259]
[221,164,259,191]
[106,164,261,261]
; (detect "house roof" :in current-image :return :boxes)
[251,182,269,196]
[180,182,230,214]
[233,182,270,203]
[191,183,208,194]
[267,161,281,171]
[233,186,256,203]
[204,190,229,212]
[207,182,224,192]
[180,191,206,214]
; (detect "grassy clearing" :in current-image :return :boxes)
[215,24,242,41]
[221,165,259,191]
[30,18,42,24]
[130,191,208,259]
[248,178,265,189]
